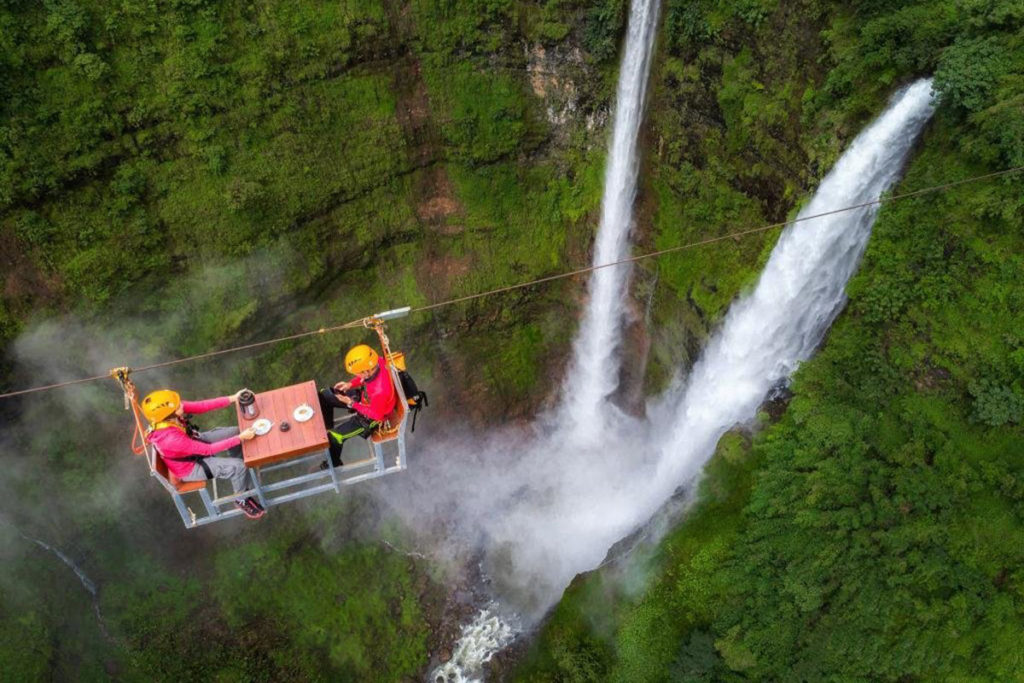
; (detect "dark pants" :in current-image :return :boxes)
[318,388,376,466]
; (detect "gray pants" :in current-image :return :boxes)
[181,427,248,494]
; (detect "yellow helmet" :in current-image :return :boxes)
[141,389,181,423]
[345,344,379,374]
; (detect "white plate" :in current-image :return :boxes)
[252,418,273,436]
[293,404,315,423]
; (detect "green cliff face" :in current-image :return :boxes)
[0,0,629,415]
[1,1,626,679]
[1,0,1022,679]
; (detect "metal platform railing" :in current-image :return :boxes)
[154,431,408,528]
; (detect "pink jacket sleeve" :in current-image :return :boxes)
[155,428,241,457]
[180,396,231,414]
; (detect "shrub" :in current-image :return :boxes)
[968,378,1023,426]
[582,0,626,62]
[934,35,1014,113]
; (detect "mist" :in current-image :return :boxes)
[0,244,338,563]
[373,79,937,628]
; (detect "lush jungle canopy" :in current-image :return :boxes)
[1,0,1021,680]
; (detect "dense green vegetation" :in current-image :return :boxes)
[1,0,621,679]
[1,506,441,681]
[516,0,1024,679]
[0,0,620,407]
[2,0,1021,679]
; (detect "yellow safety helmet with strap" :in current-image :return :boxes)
[345,344,379,374]
[141,389,181,424]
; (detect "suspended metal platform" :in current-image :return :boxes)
[149,402,409,528]
[116,307,417,528]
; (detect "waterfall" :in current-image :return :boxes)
[429,1,661,679]
[645,78,936,507]
[558,0,661,443]
[428,78,934,679]
[418,36,933,683]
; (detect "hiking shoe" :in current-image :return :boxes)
[235,497,265,520]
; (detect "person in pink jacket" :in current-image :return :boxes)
[317,344,396,468]
[141,388,265,519]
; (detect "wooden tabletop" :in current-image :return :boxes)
[237,380,328,467]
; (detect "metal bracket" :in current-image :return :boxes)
[370,306,411,322]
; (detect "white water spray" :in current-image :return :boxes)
[646,78,936,507]
[416,42,933,683]
[558,0,661,443]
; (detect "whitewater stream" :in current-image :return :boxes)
[15,527,111,640]
[423,79,935,681]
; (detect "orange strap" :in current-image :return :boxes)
[110,368,150,457]
[370,321,402,431]
[129,397,148,456]
[371,321,394,364]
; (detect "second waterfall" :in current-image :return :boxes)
[558,0,661,442]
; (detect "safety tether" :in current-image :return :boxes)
[368,315,401,435]
[110,367,154,466]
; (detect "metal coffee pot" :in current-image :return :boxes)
[238,390,259,420]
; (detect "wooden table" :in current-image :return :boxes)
[237,380,329,467]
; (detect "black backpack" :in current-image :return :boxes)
[397,369,428,431]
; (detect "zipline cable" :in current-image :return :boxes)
[0,320,369,399]
[415,164,1023,311]
[0,164,1020,401]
